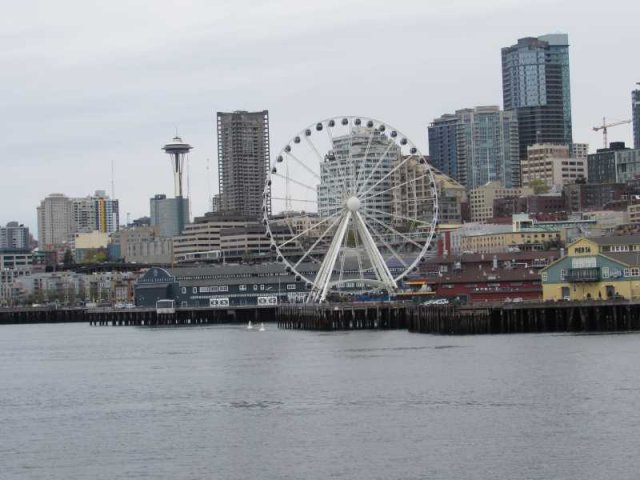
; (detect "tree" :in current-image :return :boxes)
[528,178,550,195]
[63,249,74,268]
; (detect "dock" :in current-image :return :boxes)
[278,299,640,334]
[3,299,640,335]
[0,305,277,326]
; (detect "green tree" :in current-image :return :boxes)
[63,249,74,267]
[528,178,550,195]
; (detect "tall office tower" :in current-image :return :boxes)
[429,107,519,189]
[37,194,74,248]
[427,114,459,181]
[0,222,30,251]
[502,34,573,160]
[633,88,640,149]
[217,110,270,218]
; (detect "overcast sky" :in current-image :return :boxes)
[2,0,638,232]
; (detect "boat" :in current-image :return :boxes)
[259,323,265,332]
[247,321,253,330]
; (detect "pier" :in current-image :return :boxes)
[277,303,410,330]
[278,299,640,335]
[4,299,640,334]
[0,305,277,326]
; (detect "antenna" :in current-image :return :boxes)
[111,159,115,199]
[187,156,191,222]
[206,157,211,206]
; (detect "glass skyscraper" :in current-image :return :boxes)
[428,107,519,190]
[427,114,458,181]
[501,34,573,160]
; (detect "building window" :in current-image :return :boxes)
[541,272,548,282]
[239,285,247,291]
[286,284,296,290]
[560,269,567,281]
[192,287,197,294]
[181,287,186,294]
[219,286,228,292]
[602,267,610,279]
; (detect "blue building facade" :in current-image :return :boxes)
[427,114,458,181]
[502,34,573,160]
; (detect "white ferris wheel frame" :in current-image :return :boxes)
[262,116,439,303]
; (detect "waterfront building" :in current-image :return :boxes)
[134,263,313,307]
[521,143,587,188]
[587,142,640,184]
[469,182,533,222]
[633,89,640,149]
[413,250,558,304]
[217,110,270,217]
[541,236,640,301]
[0,251,33,305]
[149,194,189,238]
[0,222,30,251]
[502,34,573,160]
[428,107,519,189]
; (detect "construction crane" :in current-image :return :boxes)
[593,117,632,149]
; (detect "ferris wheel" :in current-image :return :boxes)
[263,116,439,303]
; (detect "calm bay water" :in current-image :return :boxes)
[1,323,639,479]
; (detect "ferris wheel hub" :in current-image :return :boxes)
[346,196,361,212]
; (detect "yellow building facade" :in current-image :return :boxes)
[541,237,640,301]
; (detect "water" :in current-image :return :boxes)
[1,324,639,479]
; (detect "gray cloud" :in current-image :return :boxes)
[1,0,638,230]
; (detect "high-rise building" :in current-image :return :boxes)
[37,191,119,249]
[217,110,270,218]
[427,114,458,181]
[72,191,119,234]
[317,128,399,226]
[428,107,519,189]
[150,194,190,238]
[0,222,30,251]
[633,89,640,149]
[502,34,573,160]
[37,194,74,248]
[94,190,119,234]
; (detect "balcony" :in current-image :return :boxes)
[566,267,600,283]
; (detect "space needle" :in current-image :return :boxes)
[162,135,192,234]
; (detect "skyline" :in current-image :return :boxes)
[2,0,639,231]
